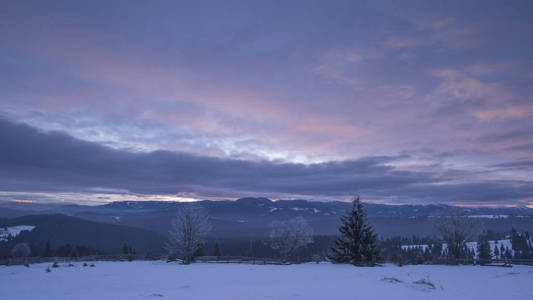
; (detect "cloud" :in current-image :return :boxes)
[1,118,532,205]
[491,161,533,170]
[505,143,533,153]
[479,127,533,143]
[1,1,533,206]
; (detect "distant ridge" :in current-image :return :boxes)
[1,198,532,239]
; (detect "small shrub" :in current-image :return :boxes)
[150,293,164,297]
[383,277,403,283]
[413,278,436,289]
[68,263,74,267]
[52,262,59,268]
[83,263,88,267]
[89,264,95,267]
[24,263,30,268]
[46,267,51,273]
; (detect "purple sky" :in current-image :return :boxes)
[1,1,532,206]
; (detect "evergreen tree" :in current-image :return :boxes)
[69,245,79,258]
[360,223,379,264]
[246,240,254,258]
[423,247,432,262]
[510,228,523,258]
[477,234,492,265]
[122,243,129,255]
[194,243,205,257]
[329,197,378,265]
[43,240,52,257]
[493,244,500,259]
[431,242,443,262]
[213,241,222,257]
[505,247,513,259]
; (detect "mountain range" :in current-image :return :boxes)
[2,198,532,241]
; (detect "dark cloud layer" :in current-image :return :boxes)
[1,118,532,205]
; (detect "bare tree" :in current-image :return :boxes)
[11,243,31,263]
[434,215,479,263]
[165,205,211,264]
[268,216,314,262]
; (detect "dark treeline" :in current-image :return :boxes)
[0,238,102,260]
[195,236,336,262]
[2,226,532,265]
[379,228,533,265]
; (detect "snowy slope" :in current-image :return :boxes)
[0,261,532,300]
[0,225,35,242]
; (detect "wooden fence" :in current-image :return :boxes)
[193,256,286,265]
[2,255,533,267]
[0,255,287,266]
[422,257,533,266]
[0,254,155,266]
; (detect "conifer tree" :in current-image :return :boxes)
[505,247,513,259]
[329,196,378,265]
[246,240,254,258]
[194,243,205,257]
[431,242,443,261]
[213,241,222,257]
[493,244,500,259]
[477,234,492,265]
[69,245,79,259]
[43,240,52,257]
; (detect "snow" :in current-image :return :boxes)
[402,244,430,251]
[0,225,36,242]
[1,261,532,299]
[402,239,514,258]
[288,207,320,213]
[467,215,509,219]
[269,207,279,213]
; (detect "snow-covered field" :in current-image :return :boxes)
[1,261,532,299]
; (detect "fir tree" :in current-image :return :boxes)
[477,234,492,265]
[194,243,205,257]
[122,243,129,255]
[360,223,379,264]
[43,240,52,257]
[505,247,513,259]
[329,196,378,265]
[69,245,79,259]
[246,240,254,258]
[493,244,500,259]
[431,242,443,262]
[213,241,222,257]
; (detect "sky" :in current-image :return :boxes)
[1,0,532,206]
